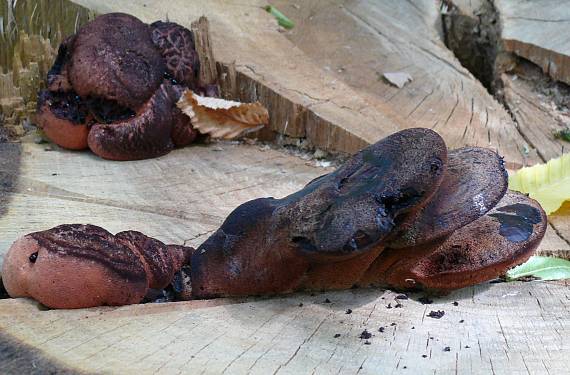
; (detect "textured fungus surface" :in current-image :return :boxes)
[36,13,202,160]
[360,191,546,291]
[36,91,89,150]
[190,128,448,298]
[388,147,508,248]
[68,13,165,109]
[2,128,549,308]
[87,81,176,161]
[151,21,200,88]
[1,225,193,309]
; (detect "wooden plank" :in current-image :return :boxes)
[497,0,570,85]
[1,281,570,374]
[68,0,539,166]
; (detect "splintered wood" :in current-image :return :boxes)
[0,33,55,136]
[0,0,93,137]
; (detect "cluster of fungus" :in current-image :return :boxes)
[36,13,210,160]
[1,128,547,308]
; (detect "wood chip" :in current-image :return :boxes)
[383,72,413,88]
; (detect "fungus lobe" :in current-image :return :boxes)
[1,224,193,309]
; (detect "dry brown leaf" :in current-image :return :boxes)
[177,90,268,139]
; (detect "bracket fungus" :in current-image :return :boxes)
[36,13,267,161]
[1,128,547,308]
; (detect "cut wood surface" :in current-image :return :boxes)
[501,70,568,161]
[69,0,540,167]
[0,139,569,374]
[446,0,570,164]
[267,0,541,168]
[1,280,570,374]
[498,0,570,86]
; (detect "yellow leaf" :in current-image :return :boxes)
[509,152,570,215]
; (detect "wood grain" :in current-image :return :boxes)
[498,0,570,85]
[1,281,569,374]
[270,0,541,168]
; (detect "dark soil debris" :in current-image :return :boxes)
[396,294,409,300]
[334,333,341,338]
[359,329,372,340]
[444,346,451,352]
[418,296,433,304]
[453,301,459,306]
[378,327,385,333]
[345,308,353,314]
[427,310,445,319]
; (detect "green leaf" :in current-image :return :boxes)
[554,128,570,142]
[506,256,570,281]
[265,5,295,29]
[509,152,570,214]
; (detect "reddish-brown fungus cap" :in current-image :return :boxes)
[68,13,165,109]
[151,21,200,88]
[284,127,447,261]
[191,197,310,298]
[2,224,194,308]
[169,84,198,147]
[191,129,447,298]
[1,224,148,309]
[389,147,508,248]
[299,246,385,291]
[115,231,194,289]
[360,191,547,292]
[87,81,175,160]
